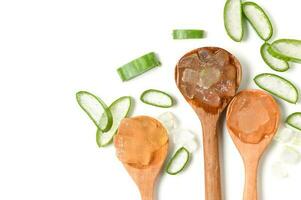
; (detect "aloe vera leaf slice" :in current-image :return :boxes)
[254,73,298,104]
[242,2,273,41]
[166,147,190,175]
[76,91,112,132]
[260,43,289,72]
[224,0,244,42]
[96,96,132,147]
[286,112,301,131]
[140,89,174,108]
[268,39,301,63]
[117,52,161,81]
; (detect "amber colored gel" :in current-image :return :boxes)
[176,47,241,109]
[227,91,279,144]
[114,116,168,168]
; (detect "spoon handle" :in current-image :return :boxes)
[138,181,155,200]
[243,159,258,200]
[200,113,222,200]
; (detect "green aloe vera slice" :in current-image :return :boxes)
[268,39,301,63]
[286,113,301,131]
[117,52,161,81]
[254,73,298,104]
[172,29,205,39]
[224,0,244,42]
[140,89,174,108]
[96,96,132,147]
[166,147,190,175]
[242,2,273,41]
[76,91,112,132]
[260,43,289,72]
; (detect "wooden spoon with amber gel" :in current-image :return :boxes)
[114,116,169,200]
[175,47,242,200]
[226,90,280,200]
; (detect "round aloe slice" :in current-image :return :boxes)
[261,43,289,72]
[76,91,112,132]
[96,96,132,147]
[140,89,174,108]
[286,112,301,131]
[268,39,301,64]
[224,0,244,42]
[254,73,298,104]
[166,147,190,175]
[242,2,273,41]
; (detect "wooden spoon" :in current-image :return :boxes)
[226,90,280,200]
[114,116,169,200]
[122,145,168,200]
[175,47,242,200]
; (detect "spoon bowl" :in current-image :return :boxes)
[114,116,169,200]
[226,89,280,200]
[175,47,242,200]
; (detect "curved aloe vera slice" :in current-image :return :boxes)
[268,39,301,63]
[140,89,174,108]
[224,0,243,42]
[76,91,112,132]
[286,113,301,131]
[254,73,298,104]
[261,43,289,72]
[117,52,161,81]
[96,96,132,147]
[172,29,205,39]
[166,147,190,175]
[242,2,273,41]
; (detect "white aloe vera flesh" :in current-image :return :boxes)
[224,0,243,41]
[166,147,190,175]
[286,113,301,131]
[140,89,173,108]
[97,96,132,147]
[242,2,273,41]
[261,43,289,72]
[76,91,112,132]
[269,39,301,63]
[254,73,298,104]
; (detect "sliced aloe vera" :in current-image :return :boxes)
[140,89,174,108]
[224,0,243,42]
[268,39,301,63]
[242,2,273,41]
[261,43,289,72]
[76,91,112,132]
[117,52,161,81]
[166,147,190,175]
[172,29,205,39]
[286,113,301,131]
[254,73,298,104]
[96,96,132,147]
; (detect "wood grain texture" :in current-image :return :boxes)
[123,144,169,200]
[175,47,242,200]
[196,107,222,200]
[226,89,280,200]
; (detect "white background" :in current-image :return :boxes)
[1,0,301,199]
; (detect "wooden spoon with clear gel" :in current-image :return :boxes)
[226,90,280,200]
[175,47,242,200]
[114,116,169,200]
